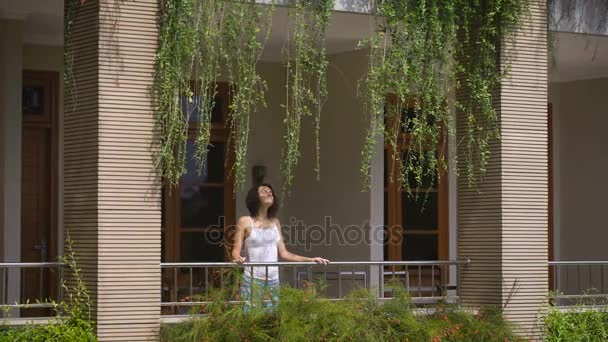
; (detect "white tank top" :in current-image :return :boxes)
[244,216,280,281]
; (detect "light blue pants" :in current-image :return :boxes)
[240,276,279,311]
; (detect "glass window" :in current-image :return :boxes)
[402,192,438,230]
[181,94,224,124]
[182,141,225,184]
[180,231,225,262]
[22,86,44,115]
[180,186,224,228]
[402,234,438,261]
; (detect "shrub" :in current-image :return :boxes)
[160,284,522,342]
[545,306,608,342]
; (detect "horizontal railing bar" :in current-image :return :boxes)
[0,262,63,268]
[0,303,56,308]
[549,261,608,265]
[161,259,470,267]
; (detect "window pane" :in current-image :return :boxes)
[402,234,438,260]
[181,94,224,124]
[402,192,438,230]
[181,186,224,228]
[211,94,223,123]
[182,140,225,184]
[22,86,44,115]
[180,231,225,262]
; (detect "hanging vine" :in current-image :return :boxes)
[153,0,529,194]
[154,0,273,189]
[359,0,528,192]
[282,0,333,194]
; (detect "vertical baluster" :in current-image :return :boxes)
[578,264,582,295]
[57,264,63,309]
[293,265,297,289]
[352,265,355,290]
[2,268,6,307]
[39,266,44,302]
[431,264,435,298]
[189,267,193,304]
[378,263,383,300]
[205,266,209,300]
[589,265,592,293]
[338,265,342,298]
[418,265,422,298]
[173,267,178,311]
[324,264,327,297]
[405,265,410,294]
[601,265,605,295]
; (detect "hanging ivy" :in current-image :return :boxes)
[153,0,528,194]
[359,0,528,192]
[282,0,333,194]
[154,0,273,189]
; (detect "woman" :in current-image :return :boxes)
[231,183,329,307]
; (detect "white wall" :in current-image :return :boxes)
[550,78,608,261]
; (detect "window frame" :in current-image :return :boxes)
[383,94,449,262]
[163,82,236,263]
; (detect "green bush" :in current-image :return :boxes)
[545,306,608,342]
[161,284,522,342]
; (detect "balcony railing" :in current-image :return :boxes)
[160,260,470,316]
[549,261,608,306]
[4,259,607,321]
[0,262,63,319]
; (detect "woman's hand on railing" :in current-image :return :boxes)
[310,257,330,265]
[232,254,246,264]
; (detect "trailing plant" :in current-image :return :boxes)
[359,0,528,191]
[282,0,333,194]
[154,0,274,189]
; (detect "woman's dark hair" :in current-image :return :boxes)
[246,183,279,218]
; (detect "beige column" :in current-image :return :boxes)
[64,0,161,340]
[0,18,24,313]
[457,0,548,336]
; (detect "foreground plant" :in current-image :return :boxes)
[161,284,521,341]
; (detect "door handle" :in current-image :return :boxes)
[33,239,48,262]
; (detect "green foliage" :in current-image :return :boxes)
[160,285,522,342]
[545,296,608,342]
[0,233,96,342]
[282,0,333,194]
[154,0,528,193]
[359,0,528,191]
[155,0,274,190]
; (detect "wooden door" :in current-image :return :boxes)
[21,70,58,316]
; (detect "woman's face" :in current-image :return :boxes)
[258,185,274,207]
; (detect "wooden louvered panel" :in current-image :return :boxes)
[63,0,100,320]
[457,0,548,336]
[64,0,161,340]
[96,0,161,341]
[499,0,548,334]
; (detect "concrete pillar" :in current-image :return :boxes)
[64,0,161,340]
[457,0,548,336]
[0,18,24,313]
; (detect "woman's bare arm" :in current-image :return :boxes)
[231,216,248,263]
